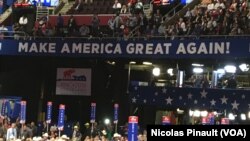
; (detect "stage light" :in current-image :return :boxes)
[224,65,236,73]
[129,61,136,64]
[143,61,152,65]
[152,67,160,76]
[216,69,225,74]
[192,63,204,67]
[193,68,203,74]
[201,111,208,117]
[189,110,194,116]
[104,118,110,125]
[193,110,200,117]
[177,108,184,114]
[228,113,235,120]
[241,114,246,120]
[239,63,249,72]
[167,68,174,76]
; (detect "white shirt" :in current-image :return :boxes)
[113,2,121,9]
[0,26,8,31]
[19,16,28,25]
[207,3,214,11]
[6,128,17,141]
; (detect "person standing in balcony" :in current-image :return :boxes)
[74,0,83,12]
[19,15,28,33]
[84,0,92,4]
[56,13,64,36]
[79,24,90,37]
[0,24,8,39]
[113,0,122,14]
[120,5,128,14]
[135,0,143,14]
[67,15,77,36]
[113,13,123,37]
[91,14,100,37]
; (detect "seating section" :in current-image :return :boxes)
[67,0,128,14]
[165,0,250,37]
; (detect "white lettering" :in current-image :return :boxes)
[145,43,153,54]
[187,43,196,54]
[48,43,56,53]
[176,43,186,54]
[163,43,171,54]
[72,43,82,53]
[83,43,90,53]
[18,42,28,52]
[135,44,143,54]
[113,44,122,54]
[126,43,134,54]
[105,43,113,54]
[214,42,224,54]
[92,43,99,53]
[197,43,208,54]
[29,43,38,52]
[39,43,47,52]
[61,43,70,53]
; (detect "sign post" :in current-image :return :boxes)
[57,104,65,137]
[20,101,26,124]
[1,99,7,116]
[208,112,215,125]
[128,116,138,141]
[46,101,52,133]
[114,104,119,133]
[90,103,96,138]
[20,101,27,137]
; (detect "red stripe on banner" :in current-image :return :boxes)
[114,104,119,108]
[162,116,170,123]
[128,116,138,123]
[59,104,65,109]
[21,101,26,105]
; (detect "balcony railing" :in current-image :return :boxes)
[1,31,250,40]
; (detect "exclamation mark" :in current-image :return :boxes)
[226,42,230,54]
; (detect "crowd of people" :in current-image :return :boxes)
[0,117,147,141]
[0,0,249,39]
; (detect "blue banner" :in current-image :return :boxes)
[130,87,250,113]
[114,104,119,124]
[128,116,138,141]
[46,101,52,124]
[90,103,96,123]
[11,102,21,119]
[5,100,11,117]
[1,99,7,116]
[58,104,65,130]
[20,101,26,124]
[208,113,215,125]
[1,38,250,58]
